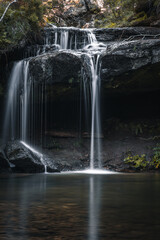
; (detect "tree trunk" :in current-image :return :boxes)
[83,0,91,11]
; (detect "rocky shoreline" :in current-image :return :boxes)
[1,128,160,174]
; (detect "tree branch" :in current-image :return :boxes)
[0,0,17,23]
[122,34,160,42]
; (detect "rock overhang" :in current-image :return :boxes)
[29,37,160,95]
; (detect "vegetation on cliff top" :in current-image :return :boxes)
[95,0,160,28]
[0,0,46,51]
[47,0,160,28]
[0,0,160,51]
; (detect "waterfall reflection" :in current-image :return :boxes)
[88,175,101,240]
[1,175,47,238]
[1,174,160,239]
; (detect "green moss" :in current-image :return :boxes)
[131,11,147,24]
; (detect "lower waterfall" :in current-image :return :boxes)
[88,54,101,169]
[3,61,23,142]
[3,27,106,170]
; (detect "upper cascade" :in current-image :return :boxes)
[24,27,107,58]
[42,27,104,51]
[23,26,160,59]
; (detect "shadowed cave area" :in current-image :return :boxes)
[22,61,160,172]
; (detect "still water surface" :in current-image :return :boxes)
[0,172,160,240]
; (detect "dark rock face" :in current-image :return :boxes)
[101,39,160,82]
[0,150,11,173]
[94,27,160,43]
[4,141,45,173]
[29,52,82,84]
[44,155,86,172]
[101,135,157,172]
[28,27,160,90]
[2,141,87,173]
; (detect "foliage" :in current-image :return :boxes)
[95,0,160,28]
[124,144,160,170]
[151,144,160,169]
[0,0,159,49]
[124,153,148,169]
[0,0,46,50]
[95,0,136,27]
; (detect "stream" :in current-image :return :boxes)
[0,172,160,240]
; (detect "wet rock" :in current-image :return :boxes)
[101,39,160,83]
[29,27,160,92]
[4,141,45,173]
[151,20,160,27]
[64,6,87,18]
[94,27,160,43]
[44,155,81,172]
[42,137,90,172]
[29,52,82,84]
[0,149,11,173]
[103,158,129,172]
[3,140,82,173]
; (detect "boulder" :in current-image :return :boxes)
[3,141,74,173]
[44,155,85,172]
[29,52,82,84]
[4,141,45,173]
[0,149,11,173]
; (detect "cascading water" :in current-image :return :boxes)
[88,54,102,169]
[3,61,23,142]
[21,61,30,141]
[3,27,106,171]
[21,141,47,173]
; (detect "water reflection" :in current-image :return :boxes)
[0,173,160,240]
[89,176,101,240]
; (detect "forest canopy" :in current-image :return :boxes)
[0,0,46,50]
[0,0,160,50]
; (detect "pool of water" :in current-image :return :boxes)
[0,172,160,240]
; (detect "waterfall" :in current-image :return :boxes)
[3,27,106,170]
[21,61,30,141]
[88,54,101,169]
[3,61,23,142]
[3,60,30,142]
[21,141,47,174]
